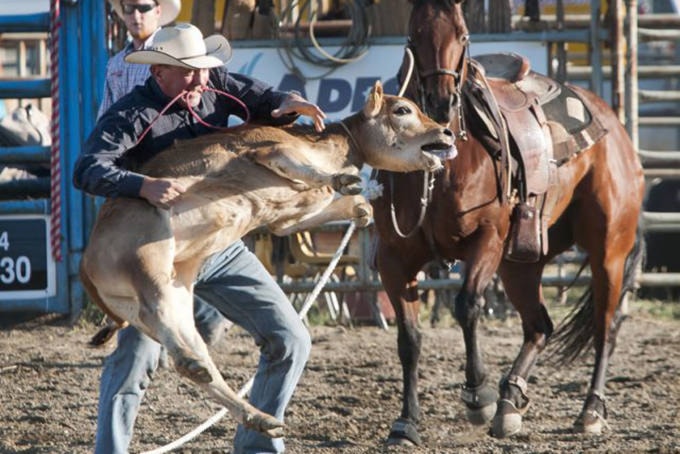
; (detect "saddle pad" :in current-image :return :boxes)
[541,84,593,134]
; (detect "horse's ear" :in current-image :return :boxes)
[364,80,384,118]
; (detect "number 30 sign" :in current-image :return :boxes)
[0,215,56,300]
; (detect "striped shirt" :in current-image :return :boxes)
[97,31,159,119]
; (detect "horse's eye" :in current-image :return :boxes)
[460,34,470,44]
[394,106,412,116]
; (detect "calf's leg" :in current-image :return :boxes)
[132,273,285,437]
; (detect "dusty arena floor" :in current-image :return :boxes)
[1,303,679,454]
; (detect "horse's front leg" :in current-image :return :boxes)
[453,232,505,425]
[493,259,553,438]
[377,241,428,446]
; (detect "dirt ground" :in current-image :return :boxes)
[0,302,679,454]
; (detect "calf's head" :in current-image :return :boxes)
[353,81,457,172]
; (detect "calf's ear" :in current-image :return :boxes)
[363,80,384,118]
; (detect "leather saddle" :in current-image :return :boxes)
[464,52,606,262]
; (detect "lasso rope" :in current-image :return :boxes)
[49,0,61,261]
[136,87,251,145]
[142,221,358,454]
[272,0,373,81]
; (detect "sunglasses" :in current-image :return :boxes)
[120,2,157,14]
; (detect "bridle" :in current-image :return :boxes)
[406,35,470,141]
[385,33,470,239]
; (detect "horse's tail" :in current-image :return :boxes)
[548,224,645,364]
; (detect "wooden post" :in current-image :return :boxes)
[192,0,216,36]
[555,0,567,83]
[222,0,272,40]
[464,0,486,33]
[589,0,603,96]
[611,0,625,123]
[625,0,639,148]
[488,0,512,33]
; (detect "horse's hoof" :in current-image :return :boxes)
[174,357,212,384]
[490,399,522,438]
[461,382,498,425]
[574,410,606,435]
[386,436,416,447]
[386,418,421,446]
[244,413,285,438]
[466,401,497,425]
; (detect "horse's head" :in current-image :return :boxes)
[400,0,469,131]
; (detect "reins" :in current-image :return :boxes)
[381,46,436,239]
[389,170,435,238]
[136,86,251,145]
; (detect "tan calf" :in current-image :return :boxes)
[80,82,455,438]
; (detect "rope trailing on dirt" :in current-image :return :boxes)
[49,0,61,261]
[142,221,358,454]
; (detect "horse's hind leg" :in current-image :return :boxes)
[572,230,641,435]
[133,274,284,438]
[493,260,554,438]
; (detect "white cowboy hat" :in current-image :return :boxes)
[109,0,181,26]
[125,23,233,69]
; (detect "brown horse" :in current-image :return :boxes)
[370,0,645,444]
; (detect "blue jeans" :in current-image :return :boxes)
[94,240,312,454]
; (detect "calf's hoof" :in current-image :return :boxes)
[290,179,310,191]
[332,173,362,195]
[244,412,285,438]
[353,203,373,227]
[175,356,212,384]
[88,324,119,347]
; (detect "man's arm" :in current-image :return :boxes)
[271,91,326,132]
[73,110,146,198]
[214,69,326,131]
[74,104,186,209]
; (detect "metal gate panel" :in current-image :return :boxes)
[0,3,107,317]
